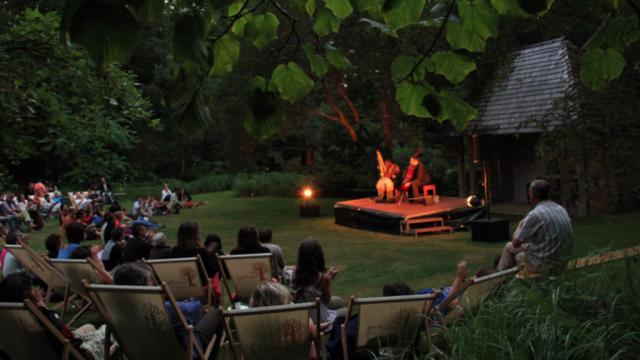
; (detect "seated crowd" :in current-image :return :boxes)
[0,179,574,359]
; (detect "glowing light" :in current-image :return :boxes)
[303,187,313,199]
[466,195,481,207]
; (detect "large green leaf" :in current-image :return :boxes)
[304,44,329,77]
[313,7,341,37]
[353,0,385,19]
[325,0,354,19]
[390,55,430,82]
[209,34,240,77]
[174,12,207,62]
[271,62,315,103]
[244,88,285,140]
[359,18,398,37]
[178,91,213,137]
[580,47,625,92]
[395,81,435,118]
[67,0,140,66]
[446,0,498,52]
[325,44,351,70]
[382,0,426,31]
[584,15,639,51]
[431,51,477,84]
[491,0,528,16]
[245,12,280,48]
[306,0,317,15]
[436,90,478,129]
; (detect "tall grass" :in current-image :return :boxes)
[436,259,640,359]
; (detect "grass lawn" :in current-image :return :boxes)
[20,191,640,298]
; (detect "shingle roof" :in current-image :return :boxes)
[468,38,580,135]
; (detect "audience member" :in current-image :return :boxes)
[230,225,270,256]
[259,228,285,278]
[167,222,218,277]
[0,273,107,359]
[101,228,125,271]
[2,232,26,276]
[121,223,152,263]
[204,234,224,257]
[293,237,345,331]
[58,222,85,259]
[44,234,62,259]
[111,263,223,357]
[497,179,573,274]
[148,232,172,259]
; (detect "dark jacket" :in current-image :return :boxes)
[121,236,152,263]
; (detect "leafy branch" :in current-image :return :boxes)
[402,0,457,82]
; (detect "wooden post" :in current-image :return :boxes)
[457,136,466,197]
[468,135,477,195]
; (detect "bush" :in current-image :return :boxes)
[232,172,308,197]
[118,173,234,199]
[438,260,640,359]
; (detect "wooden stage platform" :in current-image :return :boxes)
[334,196,485,235]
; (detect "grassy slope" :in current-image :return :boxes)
[20,191,640,298]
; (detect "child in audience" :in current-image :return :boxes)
[101,228,125,271]
[44,234,62,259]
[204,234,224,257]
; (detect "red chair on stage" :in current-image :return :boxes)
[423,184,437,205]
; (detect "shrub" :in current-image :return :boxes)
[232,172,308,197]
[118,173,233,199]
[437,260,640,359]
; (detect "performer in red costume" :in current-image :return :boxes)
[400,150,431,201]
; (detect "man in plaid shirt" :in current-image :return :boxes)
[497,179,573,273]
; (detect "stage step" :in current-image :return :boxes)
[412,226,455,236]
[401,217,453,236]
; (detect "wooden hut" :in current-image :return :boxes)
[455,38,591,216]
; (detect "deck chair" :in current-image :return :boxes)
[439,266,520,324]
[145,256,213,307]
[49,258,111,325]
[83,281,216,360]
[5,244,69,304]
[223,301,321,360]
[0,300,87,360]
[341,293,437,360]
[217,253,273,306]
[567,245,640,270]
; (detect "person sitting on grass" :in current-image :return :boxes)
[259,228,286,281]
[148,232,172,260]
[293,237,346,331]
[58,222,85,259]
[230,225,271,256]
[177,188,205,208]
[168,222,218,278]
[497,179,573,275]
[112,262,223,358]
[45,234,62,259]
[0,273,110,360]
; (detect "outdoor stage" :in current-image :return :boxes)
[334,196,485,235]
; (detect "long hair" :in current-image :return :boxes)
[177,221,200,249]
[293,237,326,288]
[250,282,292,308]
[236,225,259,250]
